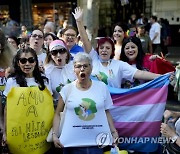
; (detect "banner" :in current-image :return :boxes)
[109,74,170,152]
[7,87,54,154]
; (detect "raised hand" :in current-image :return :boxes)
[72,7,83,22]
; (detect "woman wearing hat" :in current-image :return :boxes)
[45,39,76,108]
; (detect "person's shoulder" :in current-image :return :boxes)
[62,81,75,91]
[6,77,15,83]
[155,22,161,27]
[92,80,106,87]
[5,77,17,88]
[70,44,84,52]
[111,59,126,65]
[44,63,55,74]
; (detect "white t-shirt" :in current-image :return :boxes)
[37,52,47,64]
[89,49,137,88]
[59,80,113,147]
[114,45,122,60]
[149,22,161,44]
[121,64,145,88]
[45,61,76,101]
[3,77,52,96]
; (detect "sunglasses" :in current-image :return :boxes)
[19,57,36,64]
[51,48,67,56]
[31,34,43,39]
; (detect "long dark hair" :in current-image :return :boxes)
[120,36,145,70]
[9,47,48,90]
[112,22,128,40]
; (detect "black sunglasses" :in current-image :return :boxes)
[51,48,67,56]
[19,57,36,64]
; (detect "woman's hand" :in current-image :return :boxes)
[53,134,64,148]
[160,123,176,138]
[169,72,175,85]
[149,54,161,61]
[112,131,119,146]
[164,110,177,123]
[72,7,83,22]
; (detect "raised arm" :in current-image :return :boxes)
[72,7,92,53]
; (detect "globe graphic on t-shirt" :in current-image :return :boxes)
[74,98,97,121]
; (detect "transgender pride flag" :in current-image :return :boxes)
[109,74,170,152]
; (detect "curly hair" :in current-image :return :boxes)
[9,47,48,90]
[120,36,145,70]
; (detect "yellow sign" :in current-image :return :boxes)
[6,87,54,154]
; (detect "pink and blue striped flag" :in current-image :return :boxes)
[109,74,170,152]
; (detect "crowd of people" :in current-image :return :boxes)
[0,6,179,154]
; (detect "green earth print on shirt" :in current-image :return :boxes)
[74,98,97,121]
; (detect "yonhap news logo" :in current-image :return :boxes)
[115,136,170,144]
[96,134,171,148]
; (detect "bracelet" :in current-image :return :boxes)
[52,132,58,136]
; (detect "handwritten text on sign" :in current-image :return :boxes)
[7,87,54,154]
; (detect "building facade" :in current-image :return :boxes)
[0,0,179,45]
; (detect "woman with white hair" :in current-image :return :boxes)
[52,52,118,153]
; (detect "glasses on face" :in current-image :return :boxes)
[31,34,43,39]
[74,64,90,69]
[19,57,36,64]
[64,33,76,38]
[51,48,67,56]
